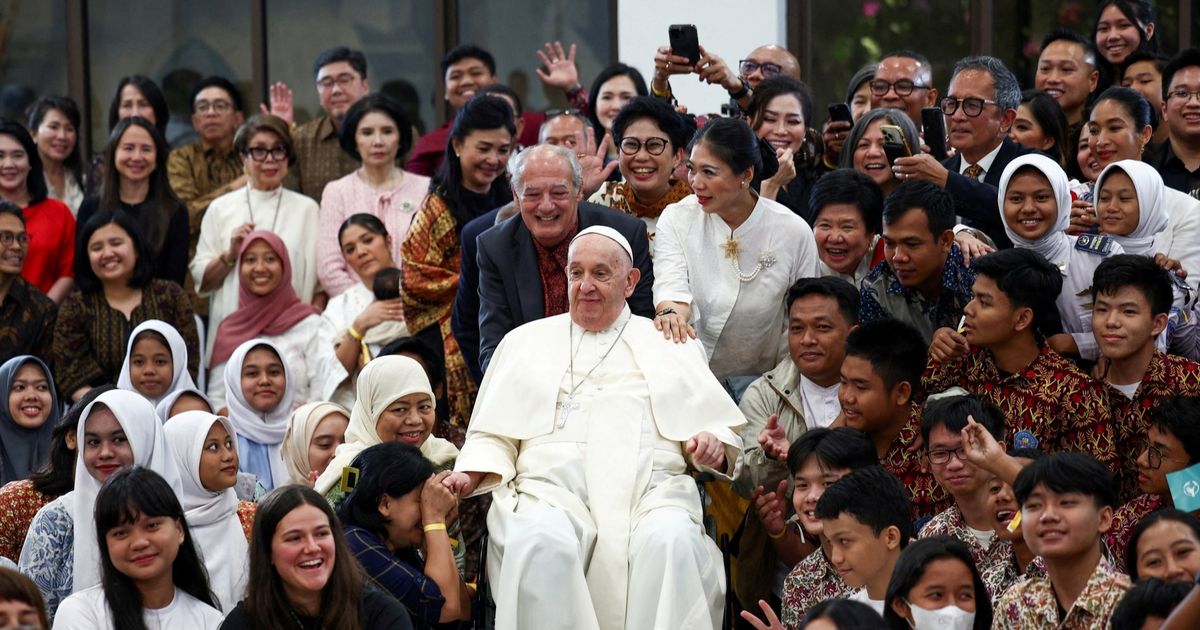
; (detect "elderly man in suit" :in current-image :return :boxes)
[464,143,653,379]
[891,55,1034,250]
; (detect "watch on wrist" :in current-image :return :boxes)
[728,77,750,100]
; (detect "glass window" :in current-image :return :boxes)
[266,1,436,135]
[88,0,253,148]
[0,1,69,121]
[458,0,613,116]
[807,1,969,111]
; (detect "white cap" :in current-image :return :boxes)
[569,225,633,262]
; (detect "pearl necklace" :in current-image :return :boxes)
[722,237,777,282]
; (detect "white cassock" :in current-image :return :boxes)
[455,307,745,630]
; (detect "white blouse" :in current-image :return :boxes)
[653,194,818,381]
[206,314,343,410]
[53,586,223,630]
[189,186,320,363]
[1155,188,1200,295]
[319,282,410,408]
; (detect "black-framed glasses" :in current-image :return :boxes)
[1141,438,1186,470]
[739,60,782,78]
[869,79,930,97]
[0,230,27,247]
[927,447,968,465]
[246,146,289,162]
[316,73,359,91]
[619,137,670,156]
[1167,89,1200,103]
[195,99,233,114]
[940,96,998,118]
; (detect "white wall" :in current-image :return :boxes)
[616,0,787,116]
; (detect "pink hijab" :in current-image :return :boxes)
[210,230,319,366]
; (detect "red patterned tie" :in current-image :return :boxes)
[965,163,984,180]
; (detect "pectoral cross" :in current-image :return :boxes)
[556,397,581,429]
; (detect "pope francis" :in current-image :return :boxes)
[444,225,745,630]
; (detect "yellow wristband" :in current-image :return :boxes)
[423,522,447,533]
[347,325,365,341]
[767,527,787,540]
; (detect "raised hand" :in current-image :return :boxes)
[961,414,1004,469]
[739,599,785,630]
[259,82,294,127]
[577,130,619,197]
[534,41,580,91]
[757,414,789,461]
[751,479,790,536]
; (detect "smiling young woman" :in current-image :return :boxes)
[0,356,61,485]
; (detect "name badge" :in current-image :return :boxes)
[1074,233,1113,256]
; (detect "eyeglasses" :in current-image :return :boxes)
[1141,438,1186,470]
[618,137,670,156]
[869,79,930,97]
[739,60,783,79]
[927,446,968,465]
[0,230,27,247]
[195,100,233,114]
[246,146,289,162]
[940,96,998,118]
[316,73,360,91]
[1167,89,1200,104]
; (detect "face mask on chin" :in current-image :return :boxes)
[907,602,976,630]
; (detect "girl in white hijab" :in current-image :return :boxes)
[997,154,1124,360]
[116,320,198,407]
[164,411,249,611]
[155,388,214,422]
[1094,160,1169,257]
[314,355,458,497]
[282,401,350,486]
[17,389,180,619]
[222,338,293,490]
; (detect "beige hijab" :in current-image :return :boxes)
[314,356,458,494]
[282,401,349,486]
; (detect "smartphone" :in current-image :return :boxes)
[668,24,700,66]
[827,102,853,125]
[880,124,912,168]
[921,107,948,160]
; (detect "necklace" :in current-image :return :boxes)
[722,233,777,282]
[557,316,631,428]
[246,185,283,233]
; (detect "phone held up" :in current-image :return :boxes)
[668,24,701,66]
[922,107,948,161]
[880,124,912,168]
[827,102,853,125]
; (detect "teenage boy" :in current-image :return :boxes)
[993,453,1130,628]
[1091,255,1200,501]
[772,428,878,628]
[1147,48,1200,198]
[924,247,1117,472]
[841,319,950,520]
[918,391,1012,574]
[859,180,975,345]
[815,465,913,616]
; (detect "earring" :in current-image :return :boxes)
[741,180,748,187]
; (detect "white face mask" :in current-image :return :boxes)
[907,602,975,630]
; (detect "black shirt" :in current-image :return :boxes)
[218,588,414,630]
[1147,141,1200,200]
[76,196,191,286]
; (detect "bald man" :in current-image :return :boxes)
[871,50,940,133]
[447,226,744,630]
[651,42,800,115]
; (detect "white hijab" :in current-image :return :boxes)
[1095,159,1168,256]
[222,338,294,488]
[154,388,214,422]
[997,154,1073,270]
[314,356,457,494]
[72,390,182,593]
[282,401,349,486]
[116,320,198,407]
[163,411,247,612]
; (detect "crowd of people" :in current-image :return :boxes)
[2,1,1200,628]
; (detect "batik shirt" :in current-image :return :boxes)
[0,479,54,562]
[859,243,975,345]
[981,551,1047,601]
[923,345,1117,472]
[879,408,953,522]
[780,548,850,630]
[1105,493,1165,574]
[993,557,1129,629]
[919,504,1012,578]
[1105,353,1200,502]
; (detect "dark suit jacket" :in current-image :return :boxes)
[472,202,654,378]
[451,206,504,385]
[941,137,1034,249]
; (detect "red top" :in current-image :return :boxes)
[20,198,74,293]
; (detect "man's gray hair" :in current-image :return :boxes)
[538,111,589,144]
[508,143,583,192]
[951,55,1021,112]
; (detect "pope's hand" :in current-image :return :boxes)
[687,431,725,471]
[442,471,474,496]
